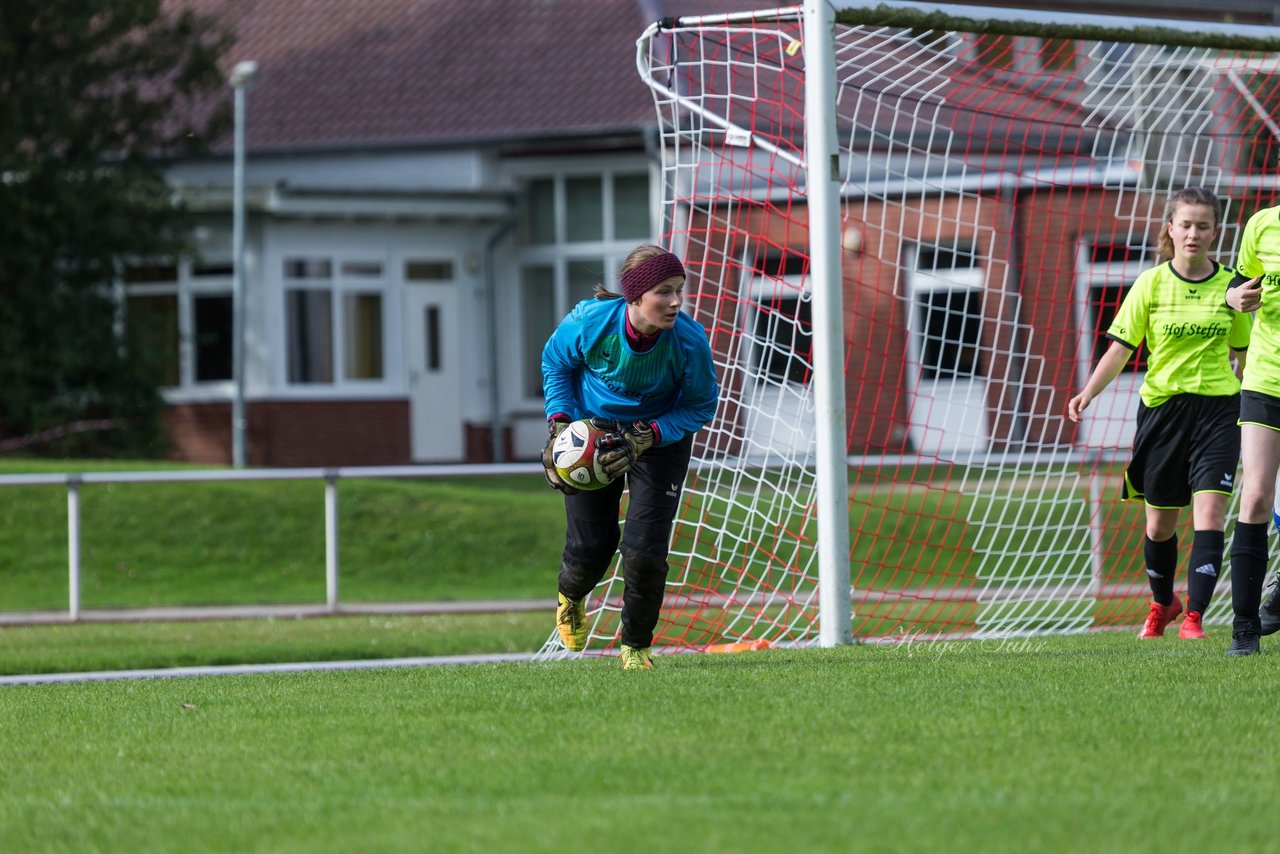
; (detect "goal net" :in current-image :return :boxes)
[538,2,1280,658]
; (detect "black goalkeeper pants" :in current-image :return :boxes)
[557,434,693,649]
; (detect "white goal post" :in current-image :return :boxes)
[538,1,1280,659]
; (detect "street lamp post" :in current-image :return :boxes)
[229,60,259,468]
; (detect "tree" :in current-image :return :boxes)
[0,0,231,457]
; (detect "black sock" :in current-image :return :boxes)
[1186,529,1224,615]
[1144,534,1178,606]
[1230,521,1269,634]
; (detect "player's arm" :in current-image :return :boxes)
[540,315,587,494]
[540,322,585,419]
[1067,339,1136,423]
[1226,273,1263,312]
[1231,347,1248,381]
[650,328,720,445]
[1228,307,1251,381]
[1227,218,1263,311]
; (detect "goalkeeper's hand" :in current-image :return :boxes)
[597,421,656,480]
[541,419,579,495]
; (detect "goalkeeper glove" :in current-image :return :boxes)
[541,418,579,495]
[597,421,656,480]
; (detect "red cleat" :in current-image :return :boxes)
[1138,595,1183,639]
[1179,610,1206,640]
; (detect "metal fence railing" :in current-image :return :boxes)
[0,463,542,620]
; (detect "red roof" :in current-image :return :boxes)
[179,0,709,152]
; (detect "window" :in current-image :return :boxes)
[565,176,604,242]
[341,260,383,278]
[287,289,333,383]
[120,246,392,397]
[1082,241,1151,374]
[284,257,333,279]
[519,172,650,247]
[1094,41,1135,87]
[567,258,605,300]
[193,295,233,382]
[121,259,231,389]
[909,242,985,382]
[917,290,984,381]
[752,296,812,384]
[284,255,386,386]
[514,168,654,401]
[126,292,179,387]
[1088,241,1149,265]
[974,33,1015,69]
[750,253,811,385]
[124,263,179,284]
[613,174,650,239]
[189,262,234,385]
[1086,281,1147,374]
[521,178,556,245]
[344,293,384,380]
[916,244,978,272]
[193,261,234,278]
[522,265,556,397]
[1038,37,1077,73]
[405,259,455,281]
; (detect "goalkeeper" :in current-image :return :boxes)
[1068,187,1250,646]
[540,244,719,670]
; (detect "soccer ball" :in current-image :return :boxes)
[552,419,615,490]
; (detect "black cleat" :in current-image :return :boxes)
[1227,630,1261,656]
[1261,573,1280,636]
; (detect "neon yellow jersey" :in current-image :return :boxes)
[1233,205,1280,396]
[1107,260,1250,407]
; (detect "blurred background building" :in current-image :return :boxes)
[146,0,1280,466]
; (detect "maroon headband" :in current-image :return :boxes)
[620,251,685,302]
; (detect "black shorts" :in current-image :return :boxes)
[562,434,694,566]
[1123,393,1240,508]
[1239,389,1280,431]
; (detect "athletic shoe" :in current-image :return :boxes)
[1137,595,1183,639]
[619,645,653,670]
[1227,630,1260,656]
[1261,571,1280,636]
[1178,610,1206,640]
[555,592,587,652]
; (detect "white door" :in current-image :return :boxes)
[742,260,814,459]
[405,283,463,461]
[904,247,988,458]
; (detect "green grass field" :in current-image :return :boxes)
[2,461,1277,850]
[2,633,1277,852]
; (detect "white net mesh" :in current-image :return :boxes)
[537,7,1280,659]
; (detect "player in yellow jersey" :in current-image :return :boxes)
[1223,200,1280,655]
[1069,188,1250,644]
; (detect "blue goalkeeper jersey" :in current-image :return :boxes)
[541,297,719,446]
